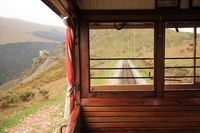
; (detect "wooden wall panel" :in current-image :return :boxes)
[86,128,200,133]
[180,0,189,9]
[81,98,200,132]
[81,98,200,106]
[78,0,155,10]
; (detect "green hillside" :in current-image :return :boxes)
[0,17,65,86]
[90,28,200,85]
[0,57,66,133]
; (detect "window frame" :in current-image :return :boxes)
[164,21,200,91]
[89,22,155,92]
[79,11,200,98]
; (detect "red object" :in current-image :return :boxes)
[66,24,74,113]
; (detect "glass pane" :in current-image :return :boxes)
[89,22,154,91]
[165,22,194,86]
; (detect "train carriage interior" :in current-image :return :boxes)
[42,0,200,132]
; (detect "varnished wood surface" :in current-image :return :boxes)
[154,20,165,97]
[81,98,200,106]
[85,128,200,133]
[81,98,200,132]
[82,106,200,112]
[65,106,80,133]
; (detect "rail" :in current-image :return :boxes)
[59,106,81,133]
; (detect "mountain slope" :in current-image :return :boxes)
[0,17,66,85]
[0,17,65,45]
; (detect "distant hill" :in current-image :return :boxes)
[0,17,65,85]
[0,17,65,45]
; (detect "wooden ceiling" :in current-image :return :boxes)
[41,0,200,18]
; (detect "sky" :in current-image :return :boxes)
[0,0,65,27]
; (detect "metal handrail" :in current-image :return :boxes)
[90,57,200,80]
[90,57,200,60]
[90,66,200,70]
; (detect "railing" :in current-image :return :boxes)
[59,106,81,133]
[90,57,200,82]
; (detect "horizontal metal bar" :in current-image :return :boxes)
[90,66,200,70]
[90,58,153,60]
[91,76,200,79]
[165,57,200,60]
[90,67,153,70]
[165,76,200,78]
[90,57,200,61]
[91,77,153,79]
[165,66,200,69]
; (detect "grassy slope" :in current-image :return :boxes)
[0,17,65,45]
[90,28,199,85]
[0,58,66,132]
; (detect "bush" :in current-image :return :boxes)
[0,93,19,108]
[20,91,35,102]
[39,90,49,99]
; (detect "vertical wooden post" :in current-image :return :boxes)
[193,23,197,84]
[154,17,165,97]
[80,19,89,98]
[75,19,81,105]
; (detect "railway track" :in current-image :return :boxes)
[119,60,136,84]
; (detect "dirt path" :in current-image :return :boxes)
[7,104,66,133]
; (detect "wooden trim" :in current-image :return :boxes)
[81,98,200,106]
[194,24,197,84]
[154,19,165,97]
[82,106,200,112]
[165,84,200,90]
[90,85,153,92]
[86,128,200,133]
[80,18,89,98]
[83,122,200,128]
[90,84,200,92]
[81,10,200,22]
[65,106,81,133]
[75,19,81,105]
[84,116,200,122]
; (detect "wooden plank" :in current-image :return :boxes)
[80,19,89,98]
[88,92,155,98]
[82,122,200,128]
[86,127,200,133]
[91,84,200,92]
[165,91,200,98]
[82,111,200,117]
[91,85,153,92]
[82,106,200,112]
[65,106,81,133]
[81,10,200,22]
[84,116,200,122]
[75,20,81,105]
[165,84,200,90]
[154,19,165,97]
[81,98,200,106]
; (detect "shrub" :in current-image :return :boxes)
[0,93,19,108]
[20,91,35,102]
[39,90,49,99]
